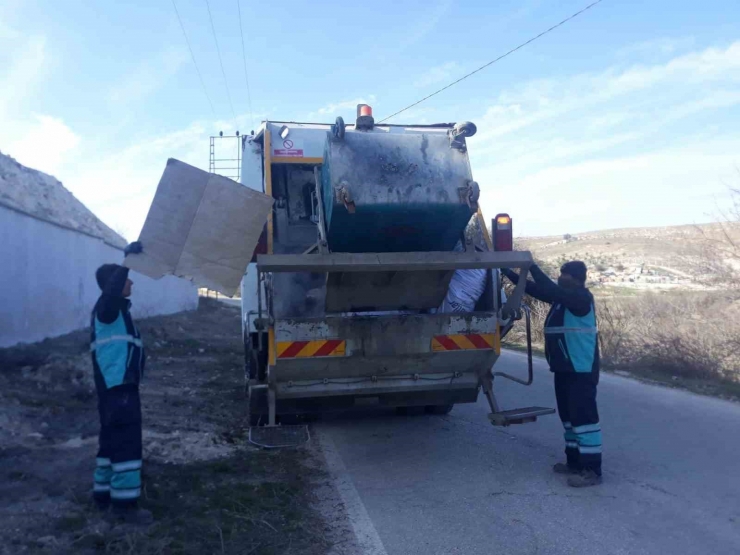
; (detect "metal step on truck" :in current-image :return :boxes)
[236,105,555,439]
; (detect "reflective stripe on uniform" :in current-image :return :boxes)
[112,469,141,489]
[544,326,598,335]
[573,423,601,434]
[110,487,141,500]
[578,445,602,454]
[90,335,143,351]
[112,460,142,473]
[578,433,602,447]
[94,458,113,488]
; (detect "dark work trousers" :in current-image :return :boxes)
[554,372,602,475]
[94,385,143,508]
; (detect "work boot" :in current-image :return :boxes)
[110,505,154,525]
[552,462,579,475]
[567,469,603,488]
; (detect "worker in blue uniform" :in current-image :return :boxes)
[502,261,602,487]
[90,241,154,523]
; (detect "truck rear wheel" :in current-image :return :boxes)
[425,404,454,415]
[244,333,268,382]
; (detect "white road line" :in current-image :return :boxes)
[317,429,389,555]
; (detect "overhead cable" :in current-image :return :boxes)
[171,0,216,119]
[237,0,255,128]
[205,0,237,123]
[379,0,607,123]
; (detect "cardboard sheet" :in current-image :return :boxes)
[124,158,272,296]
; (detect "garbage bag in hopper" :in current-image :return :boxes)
[439,242,487,313]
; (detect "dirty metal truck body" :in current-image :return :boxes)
[239,113,553,426]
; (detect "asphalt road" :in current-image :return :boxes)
[318,350,740,555]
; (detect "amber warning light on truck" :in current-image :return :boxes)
[493,214,513,252]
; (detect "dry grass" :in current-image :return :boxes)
[0,299,336,555]
[598,292,740,382]
[505,289,740,396]
[81,452,330,555]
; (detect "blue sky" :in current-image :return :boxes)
[2,0,740,239]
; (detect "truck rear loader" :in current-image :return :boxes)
[236,106,554,432]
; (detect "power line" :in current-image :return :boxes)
[171,0,216,119]
[378,0,607,123]
[205,0,237,124]
[237,0,255,129]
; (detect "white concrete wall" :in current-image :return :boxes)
[1,206,198,348]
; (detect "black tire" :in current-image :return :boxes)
[244,331,254,380]
[425,404,454,415]
[255,336,268,383]
[453,121,477,138]
[395,406,424,416]
[245,348,259,381]
[245,333,268,382]
[333,116,345,140]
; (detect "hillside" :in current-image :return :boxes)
[517,223,740,291]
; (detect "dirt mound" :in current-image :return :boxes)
[517,222,740,290]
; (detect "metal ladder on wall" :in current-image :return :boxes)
[209,133,243,181]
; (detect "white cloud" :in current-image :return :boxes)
[0,21,80,176]
[109,46,189,106]
[63,122,211,240]
[616,37,696,58]
[4,112,220,242]
[474,42,740,145]
[5,114,81,176]
[0,34,45,120]
[414,62,459,88]
[0,18,243,241]
[309,95,377,119]
[0,0,25,40]
[398,0,452,51]
[467,41,740,236]
[0,18,19,40]
[478,144,740,237]
[0,14,206,241]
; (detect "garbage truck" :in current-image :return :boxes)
[237,105,555,429]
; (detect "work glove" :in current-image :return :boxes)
[124,241,143,256]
